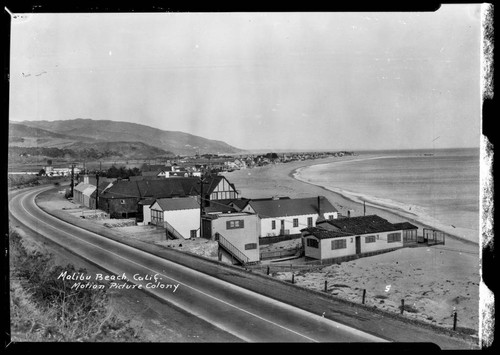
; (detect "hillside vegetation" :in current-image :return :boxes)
[9,228,143,342]
[11,118,243,156]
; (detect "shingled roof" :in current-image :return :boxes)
[153,197,200,211]
[301,227,354,239]
[248,196,337,218]
[392,222,419,230]
[319,215,399,235]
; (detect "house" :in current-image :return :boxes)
[239,196,338,238]
[202,211,260,264]
[96,175,238,219]
[393,222,419,244]
[201,175,239,201]
[73,182,96,208]
[146,197,200,239]
[78,174,116,186]
[302,215,406,262]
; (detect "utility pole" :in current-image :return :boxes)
[96,172,100,210]
[70,163,75,197]
[199,176,206,239]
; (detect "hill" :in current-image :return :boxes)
[15,118,244,156]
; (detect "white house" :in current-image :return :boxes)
[202,212,260,264]
[240,196,338,238]
[146,197,200,239]
[303,215,406,261]
[73,182,96,208]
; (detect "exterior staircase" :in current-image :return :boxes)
[216,233,250,265]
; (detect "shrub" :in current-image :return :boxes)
[9,228,141,342]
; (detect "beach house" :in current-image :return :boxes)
[146,197,200,239]
[73,182,96,208]
[303,215,406,262]
[239,196,338,239]
[201,200,260,264]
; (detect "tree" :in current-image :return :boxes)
[38,169,46,176]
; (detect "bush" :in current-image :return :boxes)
[9,229,141,342]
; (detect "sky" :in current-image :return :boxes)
[9,6,483,151]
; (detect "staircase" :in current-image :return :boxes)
[217,233,249,265]
[164,221,185,240]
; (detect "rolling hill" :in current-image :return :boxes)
[9,119,244,157]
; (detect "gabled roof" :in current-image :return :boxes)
[302,227,353,240]
[74,182,93,193]
[319,215,399,235]
[99,180,141,199]
[248,196,337,218]
[392,222,419,230]
[142,171,162,177]
[152,197,200,211]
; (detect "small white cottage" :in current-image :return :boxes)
[145,197,200,239]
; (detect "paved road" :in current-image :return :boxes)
[9,185,389,343]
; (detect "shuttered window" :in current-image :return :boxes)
[244,243,257,250]
[331,239,347,250]
[226,220,244,229]
[387,232,402,243]
[365,235,376,243]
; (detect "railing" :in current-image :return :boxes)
[164,221,185,240]
[217,233,249,265]
[280,229,290,235]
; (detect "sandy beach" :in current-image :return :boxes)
[223,156,482,334]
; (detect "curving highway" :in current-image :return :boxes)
[9,185,389,343]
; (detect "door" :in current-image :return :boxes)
[355,236,361,254]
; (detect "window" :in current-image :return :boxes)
[293,218,299,227]
[244,243,257,250]
[365,235,376,243]
[272,220,276,230]
[190,230,197,239]
[331,239,347,250]
[387,232,402,243]
[120,199,126,205]
[226,219,245,229]
[306,238,318,248]
[307,217,313,227]
[329,214,334,220]
[151,210,163,225]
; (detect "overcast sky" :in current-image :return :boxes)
[9,6,483,151]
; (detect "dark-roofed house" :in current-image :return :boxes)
[97,178,198,218]
[96,175,239,220]
[303,215,406,261]
[146,197,200,239]
[241,196,338,238]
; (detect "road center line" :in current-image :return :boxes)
[15,189,325,342]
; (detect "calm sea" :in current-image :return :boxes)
[295,148,481,243]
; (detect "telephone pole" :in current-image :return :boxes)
[70,163,75,197]
[96,172,100,210]
[199,177,206,239]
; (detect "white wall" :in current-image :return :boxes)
[260,214,318,237]
[320,237,356,259]
[211,214,260,262]
[164,209,200,239]
[303,236,322,259]
[361,231,404,252]
[143,205,151,224]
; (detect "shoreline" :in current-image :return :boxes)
[224,155,480,249]
[288,162,480,246]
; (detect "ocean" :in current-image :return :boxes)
[294,148,482,243]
